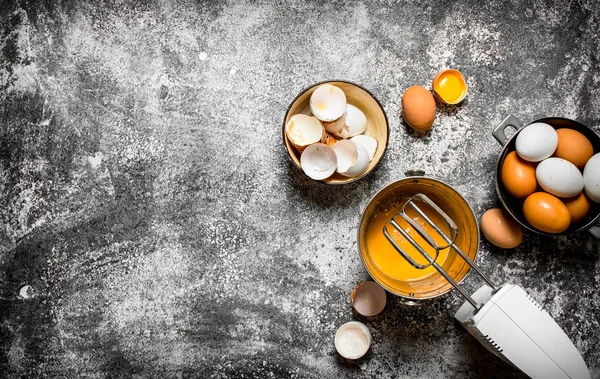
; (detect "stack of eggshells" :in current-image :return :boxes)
[285,84,378,181]
[501,122,600,234]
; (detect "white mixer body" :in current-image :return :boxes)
[454,284,591,379]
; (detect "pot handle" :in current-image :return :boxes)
[399,298,422,306]
[493,115,524,146]
[588,224,600,240]
[405,169,425,177]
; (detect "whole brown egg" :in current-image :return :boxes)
[401,86,436,132]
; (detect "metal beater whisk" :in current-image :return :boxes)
[383,193,497,311]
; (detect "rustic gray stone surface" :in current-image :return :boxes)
[1,1,599,378]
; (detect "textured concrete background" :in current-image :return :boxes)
[0,0,599,378]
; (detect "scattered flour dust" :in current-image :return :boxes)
[0,8,39,94]
[427,8,503,81]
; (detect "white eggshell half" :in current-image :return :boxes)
[344,104,367,137]
[310,84,347,122]
[536,157,584,198]
[300,143,337,180]
[323,112,346,134]
[339,141,369,177]
[515,122,558,162]
[332,140,358,174]
[285,114,324,148]
[351,135,377,161]
[334,321,371,360]
[583,153,600,202]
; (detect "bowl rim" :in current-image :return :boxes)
[282,79,390,185]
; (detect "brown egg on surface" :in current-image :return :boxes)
[554,128,594,169]
[481,208,523,249]
[401,85,436,132]
[523,192,570,234]
[563,192,591,223]
[501,151,538,199]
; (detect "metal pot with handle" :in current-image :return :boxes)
[493,115,600,238]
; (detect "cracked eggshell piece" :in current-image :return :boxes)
[351,135,377,161]
[323,111,347,134]
[285,114,326,152]
[300,143,337,180]
[344,104,368,137]
[332,140,358,174]
[335,321,372,360]
[310,84,347,122]
[339,141,369,177]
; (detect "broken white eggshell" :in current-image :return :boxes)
[310,84,347,122]
[351,281,387,317]
[340,141,370,177]
[285,114,325,152]
[335,321,372,360]
[342,104,368,137]
[332,140,358,174]
[300,143,337,180]
[323,111,347,134]
[351,135,377,161]
[332,140,370,177]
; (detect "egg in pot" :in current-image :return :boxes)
[563,192,591,223]
[535,157,584,198]
[515,122,558,162]
[501,151,538,199]
[583,153,600,203]
[523,192,571,234]
[554,128,594,169]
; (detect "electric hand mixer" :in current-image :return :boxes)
[384,193,591,379]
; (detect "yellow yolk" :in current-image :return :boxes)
[433,71,465,104]
[365,199,451,282]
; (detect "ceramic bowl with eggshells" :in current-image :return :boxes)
[283,81,389,184]
[493,115,600,236]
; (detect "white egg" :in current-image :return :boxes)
[339,141,370,177]
[536,157,584,198]
[300,143,337,180]
[351,135,377,161]
[332,140,358,173]
[583,153,600,203]
[515,122,558,162]
[309,84,347,122]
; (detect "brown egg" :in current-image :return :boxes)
[554,128,594,169]
[563,192,591,223]
[480,208,523,248]
[401,86,436,132]
[523,192,570,233]
[501,151,538,199]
